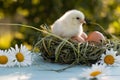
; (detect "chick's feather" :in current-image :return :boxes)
[51,10,86,42]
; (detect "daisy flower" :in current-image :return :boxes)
[100,48,120,66]
[81,64,109,80]
[9,44,32,67]
[0,50,15,67]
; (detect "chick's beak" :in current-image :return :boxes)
[80,20,86,24]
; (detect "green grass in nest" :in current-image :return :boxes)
[33,25,120,66]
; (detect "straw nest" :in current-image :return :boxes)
[33,25,120,66]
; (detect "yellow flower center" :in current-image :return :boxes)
[104,55,114,65]
[90,71,102,77]
[0,55,8,64]
[16,52,24,62]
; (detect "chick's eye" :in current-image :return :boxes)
[76,17,80,20]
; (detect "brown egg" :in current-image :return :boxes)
[71,36,85,43]
[87,31,105,43]
[71,32,88,43]
[81,32,88,40]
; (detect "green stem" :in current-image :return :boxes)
[0,23,77,51]
[44,61,77,72]
[0,23,42,32]
[89,22,119,40]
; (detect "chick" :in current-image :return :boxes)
[51,10,86,43]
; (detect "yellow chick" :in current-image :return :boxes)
[51,10,86,43]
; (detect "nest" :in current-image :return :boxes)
[33,26,120,66]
